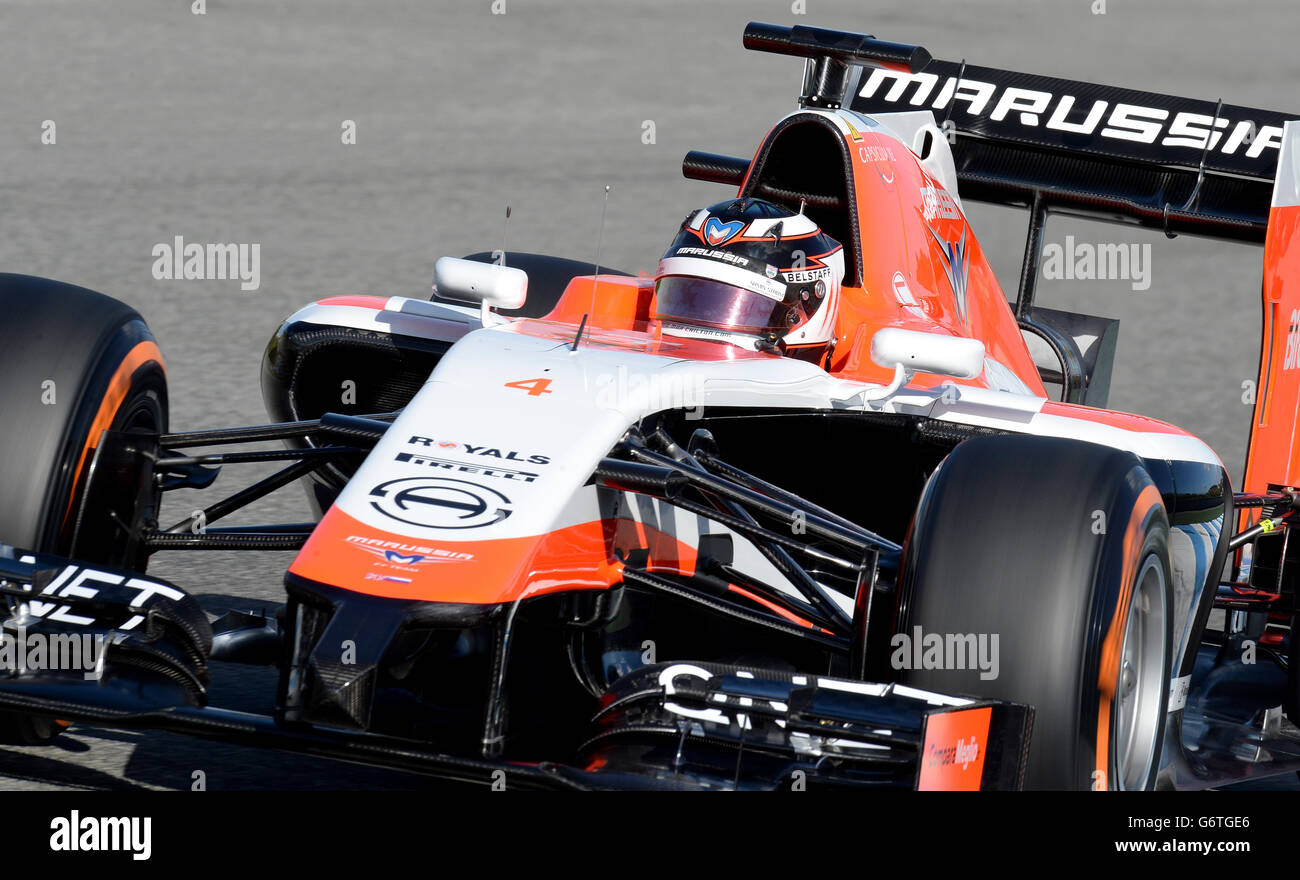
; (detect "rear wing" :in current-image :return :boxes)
[682,22,1300,491]
[695,22,1296,246]
[848,58,1293,245]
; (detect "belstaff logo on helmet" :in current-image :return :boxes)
[653,197,845,362]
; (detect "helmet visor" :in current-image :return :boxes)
[654,276,789,336]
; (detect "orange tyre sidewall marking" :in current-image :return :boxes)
[1094,481,1162,789]
[62,340,165,529]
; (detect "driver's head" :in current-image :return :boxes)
[653,198,844,355]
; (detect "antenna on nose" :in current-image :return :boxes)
[499,204,511,267]
[574,185,611,352]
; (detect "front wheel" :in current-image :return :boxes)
[894,434,1172,791]
[0,274,169,743]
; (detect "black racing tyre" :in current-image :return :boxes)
[456,251,631,318]
[895,434,1173,791]
[0,274,168,743]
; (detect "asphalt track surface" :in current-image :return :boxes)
[0,0,1297,789]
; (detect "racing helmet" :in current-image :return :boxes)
[653,198,845,352]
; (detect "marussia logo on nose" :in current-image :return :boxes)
[345,535,474,563]
[705,217,744,246]
[357,548,441,565]
[385,551,425,564]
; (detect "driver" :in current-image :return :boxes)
[653,197,844,362]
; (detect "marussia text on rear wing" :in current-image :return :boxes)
[848,58,1295,244]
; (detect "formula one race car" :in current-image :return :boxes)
[1,22,1298,791]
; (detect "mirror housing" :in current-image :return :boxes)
[870,327,985,379]
[433,257,528,310]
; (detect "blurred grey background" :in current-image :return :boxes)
[0,0,1295,788]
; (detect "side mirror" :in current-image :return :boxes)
[433,257,528,310]
[870,327,985,379]
[853,327,985,406]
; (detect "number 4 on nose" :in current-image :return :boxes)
[504,378,554,397]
